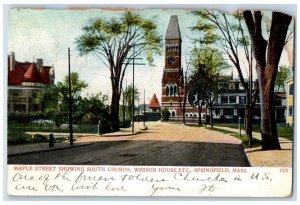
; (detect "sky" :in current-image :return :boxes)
[8,8,294,104]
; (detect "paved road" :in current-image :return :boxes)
[8,122,250,166]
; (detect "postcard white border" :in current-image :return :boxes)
[1,1,299,204]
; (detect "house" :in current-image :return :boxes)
[211,77,287,123]
[7,51,55,113]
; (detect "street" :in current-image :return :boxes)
[8,122,250,166]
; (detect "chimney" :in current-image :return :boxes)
[49,64,55,84]
[9,51,15,71]
[36,59,43,72]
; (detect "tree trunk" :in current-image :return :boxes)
[122,93,126,127]
[182,95,186,124]
[198,105,202,126]
[245,104,253,148]
[210,104,214,128]
[110,86,120,131]
[243,11,291,150]
[198,92,202,126]
[259,75,281,150]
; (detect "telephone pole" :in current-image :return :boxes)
[125,45,145,133]
[144,89,146,128]
[68,47,73,146]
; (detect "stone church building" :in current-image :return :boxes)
[161,15,207,122]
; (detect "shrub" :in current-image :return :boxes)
[8,130,33,145]
[161,108,170,121]
[32,134,48,143]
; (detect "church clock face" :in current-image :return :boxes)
[168,57,175,65]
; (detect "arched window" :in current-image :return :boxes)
[174,84,177,96]
[185,113,188,117]
[166,84,170,96]
[190,114,193,117]
[172,111,176,117]
[194,114,198,117]
[170,84,173,96]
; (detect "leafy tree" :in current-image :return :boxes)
[38,72,88,125]
[76,11,162,131]
[275,65,291,92]
[121,84,140,121]
[191,10,259,147]
[189,47,228,128]
[37,85,59,124]
[243,11,292,150]
[77,92,109,124]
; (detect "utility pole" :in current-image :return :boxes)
[143,89,146,128]
[137,97,140,123]
[68,47,73,146]
[125,45,145,133]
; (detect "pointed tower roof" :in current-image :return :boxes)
[22,63,41,83]
[165,15,181,40]
[149,93,161,108]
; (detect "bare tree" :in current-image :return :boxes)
[191,10,259,146]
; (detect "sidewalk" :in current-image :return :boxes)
[214,126,293,167]
[8,126,142,156]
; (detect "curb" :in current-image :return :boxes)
[99,131,141,137]
[8,143,91,157]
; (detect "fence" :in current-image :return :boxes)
[8,122,98,134]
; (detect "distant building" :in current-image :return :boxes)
[286,77,293,126]
[149,94,161,113]
[161,15,206,122]
[211,77,287,123]
[138,94,161,121]
[7,51,55,113]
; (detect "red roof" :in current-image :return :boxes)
[23,63,42,83]
[7,55,51,85]
[149,94,161,108]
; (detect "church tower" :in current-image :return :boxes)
[161,15,184,120]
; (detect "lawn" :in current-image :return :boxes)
[215,123,293,141]
[206,127,261,148]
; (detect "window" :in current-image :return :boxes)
[229,83,235,90]
[13,91,18,97]
[173,84,177,96]
[289,106,293,116]
[256,97,260,104]
[274,100,282,106]
[170,85,173,96]
[215,108,220,116]
[166,85,170,96]
[289,84,294,95]
[223,108,234,116]
[221,96,228,103]
[239,96,246,104]
[190,113,193,117]
[229,96,236,103]
[32,92,38,98]
[194,114,198,117]
[172,111,176,117]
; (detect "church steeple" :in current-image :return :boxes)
[165,15,181,41]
